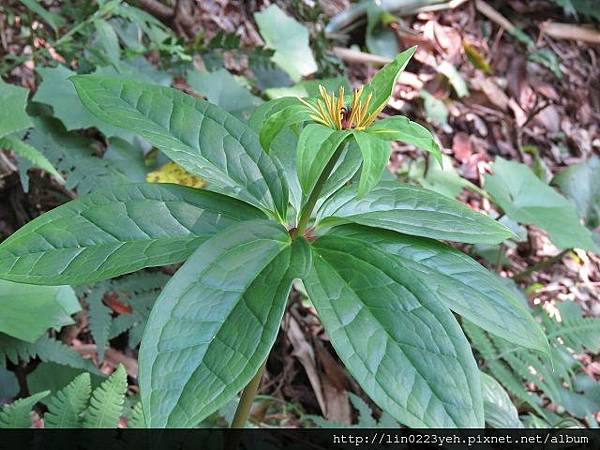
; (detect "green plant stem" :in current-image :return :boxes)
[296,139,349,235]
[512,249,570,281]
[230,360,267,428]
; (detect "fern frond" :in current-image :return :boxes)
[0,333,37,368]
[462,320,498,361]
[45,373,91,428]
[109,314,138,339]
[83,364,127,428]
[110,272,170,294]
[35,336,98,373]
[86,290,112,362]
[128,401,146,428]
[551,318,600,353]
[0,391,49,428]
[0,334,96,374]
[487,360,545,417]
[348,393,376,427]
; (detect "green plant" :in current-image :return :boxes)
[0,47,547,428]
[466,301,600,427]
[0,364,139,428]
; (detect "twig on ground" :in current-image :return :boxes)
[513,249,570,281]
[331,47,392,66]
[539,22,600,44]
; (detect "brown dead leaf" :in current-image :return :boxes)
[314,339,351,425]
[452,132,472,162]
[286,314,351,424]
[286,315,327,415]
[508,98,527,126]
[534,105,560,133]
[471,75,509,111]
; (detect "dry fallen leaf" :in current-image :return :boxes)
[452,131,472,162]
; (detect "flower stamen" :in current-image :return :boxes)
[298,85,382,131]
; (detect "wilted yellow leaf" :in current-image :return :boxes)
[146,162,205,188]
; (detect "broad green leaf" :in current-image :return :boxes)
[139,220,310,427]
[0,367,19,402]
[27,362,103,397]
[367,115,442,164]
[319,141,363,202]
[93,57,173,86]
[552,155,600,228]
[250,98,303,214]
[362,46,416,116]
[0,79,31,138]
[318,181,513,244]
[0,281,79,342]
[187,69,262,120]
[0,135,63,182]
[252,100,360,218]
[259,103,311,153]
[249,97,299,131]
[326,225,547,352]
[94,19,121,66]
[304,233,484,427]
[71,75,288,219]
[485,157,599,252]
[0,183,264,285]
[353,131,391,197]
[26,116,136,195]
[297,124,351,199]
[33,66,135,141]
[365,2,399,59]
[481,372,522,428]
[103,137,148,182]
[254,5,318,82]
[406,154,485,199]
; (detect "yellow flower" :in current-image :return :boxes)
[297,85,385,131]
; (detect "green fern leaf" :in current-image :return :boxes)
[463,320,498,360]
[487,360,545,416]
[0,391,49,428]
[35,336,98,373]
[0,334,98,373]
[45,373,91,428]
[128,401,146,428]
[110,272,170,293]
[86,289,112,362]
[0,333,37,368]
[83,364,127,428]
[348,393,377,427]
